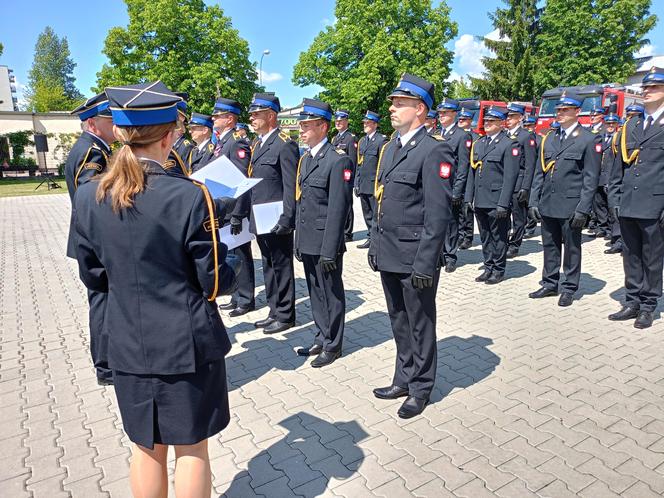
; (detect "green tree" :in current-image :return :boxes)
[448,76,476,100]
[25,26,82,110]
[471,0,540,102]
[0,42,4,57]
[292,0,458,134]
[534,0,657,94]
[96,0,259,114]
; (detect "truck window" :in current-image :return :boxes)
[539,98,558,117]
[580,95,602,115]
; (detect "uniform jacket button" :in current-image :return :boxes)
[380,228,384,233]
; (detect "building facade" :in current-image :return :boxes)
[0,66,19,112]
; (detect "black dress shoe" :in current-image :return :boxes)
[608,306,639,321]
[357,239,371,249]
[263,321,294,334]
[558,292,574,307]
[373,385,409,400]
[229,305,255,317]
[97,377,113,386]
[475,269,492,282]
[506,247,519,259]
[311,350,341,368]
[219,301,237,311]
[445,261,457,273]
[459,239,472,250]
[254,317,276,328]
[604,246,622,254]
[296,344,323,356]
[634,311,654,329]
[529,287,557,299]
[345,234,354,242]
[486,273,504,285]
[397,396,429,419]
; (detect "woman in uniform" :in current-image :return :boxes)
[73,81,237,498]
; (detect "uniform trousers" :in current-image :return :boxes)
[301,254,345,352]
[228,242,255,308]
[475,207,510,275]
[380,271,440,399]
[540,216,582,293]
[88,289,112,381]
[508,193,528,250]
[442,206,463,264]
[359,194,375,237]
[344,205,354,239]
[460,206,475,244]
[593,187,610,235]
[619,217,664,312]
[256,232,295,323]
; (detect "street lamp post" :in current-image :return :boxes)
[259,49,271,87]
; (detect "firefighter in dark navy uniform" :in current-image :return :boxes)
[247,93,300,334]
[66,93,115,385]
[464,106,520,284]
[368,74,454,419]
[188,112,215,170]
[594,112,621,246]
[293,99,352,367]
[332,109,358,242]
[355,110,387,249]
[73,81,237,495]
[457,108,478,248]
[608,67,664,328]
[166,94,196,176]
[205,97,255,317]
[424,110,438,135]
[437,98,472,273]
[528,91,601,307]
[522,115,541,239]
[505,103,538,258]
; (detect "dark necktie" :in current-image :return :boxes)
[560,130,566,142]
[644,116,654,132]
[213,137,223,157]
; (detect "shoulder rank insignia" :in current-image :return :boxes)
[163,159,176,170]
[279,130,291,142]
[207,143,214,153]
[431,134,445,141]
[84,162,103,172]
[336,148,345,155]
[184,139,192,145]
[233,131,242,140]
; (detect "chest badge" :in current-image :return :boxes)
[595,143,603,153]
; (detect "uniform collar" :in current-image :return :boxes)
[399,125,424,146]
[84,131,110,151]
[367,130,376,140]
[260,127,278,143]
[644,105,664,126]
[487,131,500,142]
[561,122,579,137]
[444,123,456,135]
[309,137,328,158]
[197,138,210,151]
[509,125,521,135]
[219,128,232,141]
[337,128,348,138]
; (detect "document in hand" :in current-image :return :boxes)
[189,155,262,199]
[252,201,284,235]
[219,218,254,250]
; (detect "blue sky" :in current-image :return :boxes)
[1,0,663,109]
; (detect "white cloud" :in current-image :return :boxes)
[445,70,463,83]
[257,70,284,84]
[635,43,656,58]
[13,77,29,111]
[453,34,491,78]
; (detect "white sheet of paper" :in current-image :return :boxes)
[189,155,262,199]
[219,218,254,250]
[252,201,284,235]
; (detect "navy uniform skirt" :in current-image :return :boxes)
[113,359,230,449]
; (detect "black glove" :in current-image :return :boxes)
[229,216,243,236]
[528,206,542,222]
[368,253,378,272]
[411,271,434,290]
[495,206,509,219]
[452,197,463,209]
[319,256,337,272]
[270,223,293,235]
[517,189,529,204]
[294,249,302,262]
[659,210,664,229]
[463,202,472,218]
[569,211,589,229]
[612,206,620,220]
[353,187,360,197]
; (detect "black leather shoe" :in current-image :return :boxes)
[263,321,294,334]
[357,239,371,249]
[229,305,255,317]
[506,247,519,259]
[397,396,429,419]
[486,273,504,285]
[459,239,472,250]
[296,344,323,356]
[373,385,409,400]
[475,269,492,282]
[558,292,574,307]
[254,317,276,328]
[97,377,113,386]
[311,350,341,368]
[604,246,622,254]
[634,311,654,329]
[345,234,354,242]
[219,301,237,311]
[445,261,457,273]
[529,287,557,299]
[608,306,639,321]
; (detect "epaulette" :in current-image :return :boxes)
[233,131,242,140]
[509,133,518,140]
[431,134,445,141]
[381,134,387,139]
[591,129,599,134]
[184,139,192,146]
[278,130,291,142]
[335,148,345,155]
[207,143,214,153]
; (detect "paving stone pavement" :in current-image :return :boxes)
[2,194,664,497]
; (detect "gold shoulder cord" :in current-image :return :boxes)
[373,142,390,214]
[357,137,363,166]
[294,153,307,201]
[620,117,639,165]
[192,182,219,301]
[469,139,482,172]
[611,128,620,156]
[172,149,191,176]
[73,147,94,190]
[540,131,556,173]
[247,143,256,177]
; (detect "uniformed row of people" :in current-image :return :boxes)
[331,110,358,242]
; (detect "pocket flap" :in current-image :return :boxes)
[562,152,583,160]
[262,155,279,165]
[392,171,419,185]
[486,153,502,161]
[396,225,423,241]
[315,218,327,229]
[490,182,502,191]
[309,177,327,188]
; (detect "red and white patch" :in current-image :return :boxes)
[465,139,472,148]
[439,163,452,179]
[238,149,246,159]
[529,139,536,147]
[595,143,603,153]
[343,169,352,182]
[512,148,520,156]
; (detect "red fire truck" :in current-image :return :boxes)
[458,98,536,135]
[535,84,643,134]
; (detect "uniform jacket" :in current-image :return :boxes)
[609,115,664,219]
[295,142,353,258]
[368,127,454,275]
[64,131,110,258]
[356,132,387,195]
[598,131,616,187]
[217,130,251,221]
[190,139,216,172]
[74,161,235,375]
[529,124,601,218]
[331,129,358,170]
[166,135,195,176]
[464,130,520,210]
[439,124,472,200]
[248,129,300,233]
[509,126,538,193]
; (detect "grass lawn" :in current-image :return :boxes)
[0,176,69,198]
